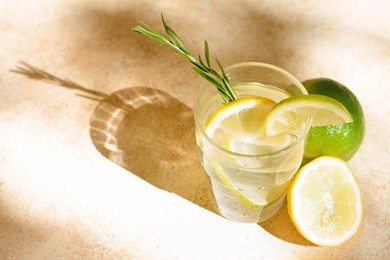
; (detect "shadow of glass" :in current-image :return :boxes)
[89,86,214,212]
[10,62,215,212]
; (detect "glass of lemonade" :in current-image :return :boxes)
[194,62,311,223]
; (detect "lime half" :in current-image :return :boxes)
[302,78,365,162]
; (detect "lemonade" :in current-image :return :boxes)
[200,87,305,222]
[194,63,311,223]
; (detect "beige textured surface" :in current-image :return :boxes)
[1,0,389,259]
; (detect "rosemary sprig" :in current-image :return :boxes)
[132,14,238,103]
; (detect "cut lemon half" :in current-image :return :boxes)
[264,94,353,136]
[287,156,363,246]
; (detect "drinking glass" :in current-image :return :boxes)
[194,62,311,223]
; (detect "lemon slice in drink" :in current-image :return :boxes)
[264,94,353,136]
[287,156,363,246]
[205,97,295,208]
[206,97,276,140]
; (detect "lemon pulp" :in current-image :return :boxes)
[287,156,363,246]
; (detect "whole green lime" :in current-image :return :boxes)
[302,78,365,162]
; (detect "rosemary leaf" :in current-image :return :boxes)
[192,66,230,102]
[132,14,238,103]
[204,41,211,68]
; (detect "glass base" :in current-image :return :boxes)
[210,187,286,224]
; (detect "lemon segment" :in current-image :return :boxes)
[211,161,265,208]
[264,94,353,136]
[287,156,363,246]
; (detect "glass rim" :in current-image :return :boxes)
[194,61,311,159]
